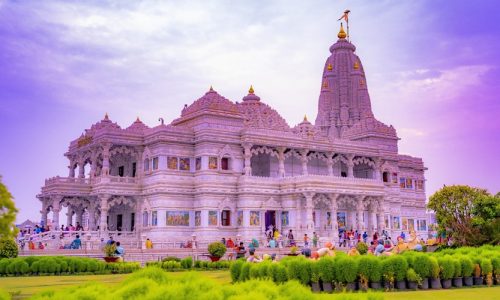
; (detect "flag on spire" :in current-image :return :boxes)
[338,9,350,22]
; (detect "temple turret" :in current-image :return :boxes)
[315,23,398,151]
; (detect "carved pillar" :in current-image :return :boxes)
[134,197,143,232]
[277,147,286,177]
[66,206,74,227]
[78,159,85,178]
[75,209,83,226]
[90,151,98,178]
[295,198,302,230]
[369,209,376,233]
[326,152,334,176]
[356,196,364,231]
[40,199,48,227]
[300,149,309,175]
[68,159,75,178]
[347,154,354,178]
[51,196,62,230]
[377,198,385,232]
[303,192,315,230]
[373,157,383,181]
[99,195,110,232]
[330,194,339,245]
[136,146,144,178]
[101,143,111,176]
[243,143,252,176]
[88,204,96,231]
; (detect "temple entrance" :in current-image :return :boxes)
[116,214,123,231]
[130,213,135,231]
[265,210,276,233]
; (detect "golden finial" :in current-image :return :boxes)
[303,114,308,122]
[327,63,333,71]
[209,85,214,92]
[338,23,347,39]
[249,85,254,94]
[354,61,359,70]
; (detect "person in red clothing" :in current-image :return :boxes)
[226,238,235,248]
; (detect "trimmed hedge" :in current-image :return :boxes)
[230,244,500,293]
[0,256,139,276]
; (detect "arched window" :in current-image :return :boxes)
[142,211,149,227]
[383,172,389,182]
[221,210,231,226]
[144,158,150,172]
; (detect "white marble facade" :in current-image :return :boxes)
[38,26,429,244]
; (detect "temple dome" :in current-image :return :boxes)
[343,115,398,140]
[126,117,149,132]
[237,87,290,131]
[86,113,121,133]
[180,87,239,118]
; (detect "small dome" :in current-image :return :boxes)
[86,113,121,133]
[237,87,290,131]
[126,117,149,132]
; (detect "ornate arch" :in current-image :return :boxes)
[353,157,376,168]
[218,197,236,210]
[108,196,136,209]
[332,154,348,165]
[261,197,281,210]
[251,146,279,158]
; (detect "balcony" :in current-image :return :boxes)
[238,174,384,194]
[41,176,92,194]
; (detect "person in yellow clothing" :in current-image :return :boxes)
[145,238,153,249]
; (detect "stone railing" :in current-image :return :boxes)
[242,174,382,186]
[44,176,90,185]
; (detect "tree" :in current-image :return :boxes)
[0,176,18,239]
[427,185,500,246]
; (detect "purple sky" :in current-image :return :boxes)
[1,0,499,223]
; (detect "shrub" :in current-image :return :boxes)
[460,256,474,277]
[392,256,408,281]
[275,265,288,284]
[259,261,270,279]
[0,238,18,259]
[310,261,320,283]
[453,258,462,277]
[0,259,9,276]
[180,257,193,269]
[207,242,226,258]
[480,258,493,276]
[317,257,335,283]
[357,256,372,285]
[336,257,358,283]
[413,254,432,279]
[356,242,368,255]
[438,257,455,280]
[249,264,260,279]
[230,260,243,282]
[429,257,440,279]
[298,260,312,285]
[287,258,302,281]
[406,268,422,284]
[239,263,250,281]
[161,256,181,262]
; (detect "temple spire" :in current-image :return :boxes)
[338,23,347,39]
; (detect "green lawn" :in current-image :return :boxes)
[0,271,230,299]
[1,272,498,300]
